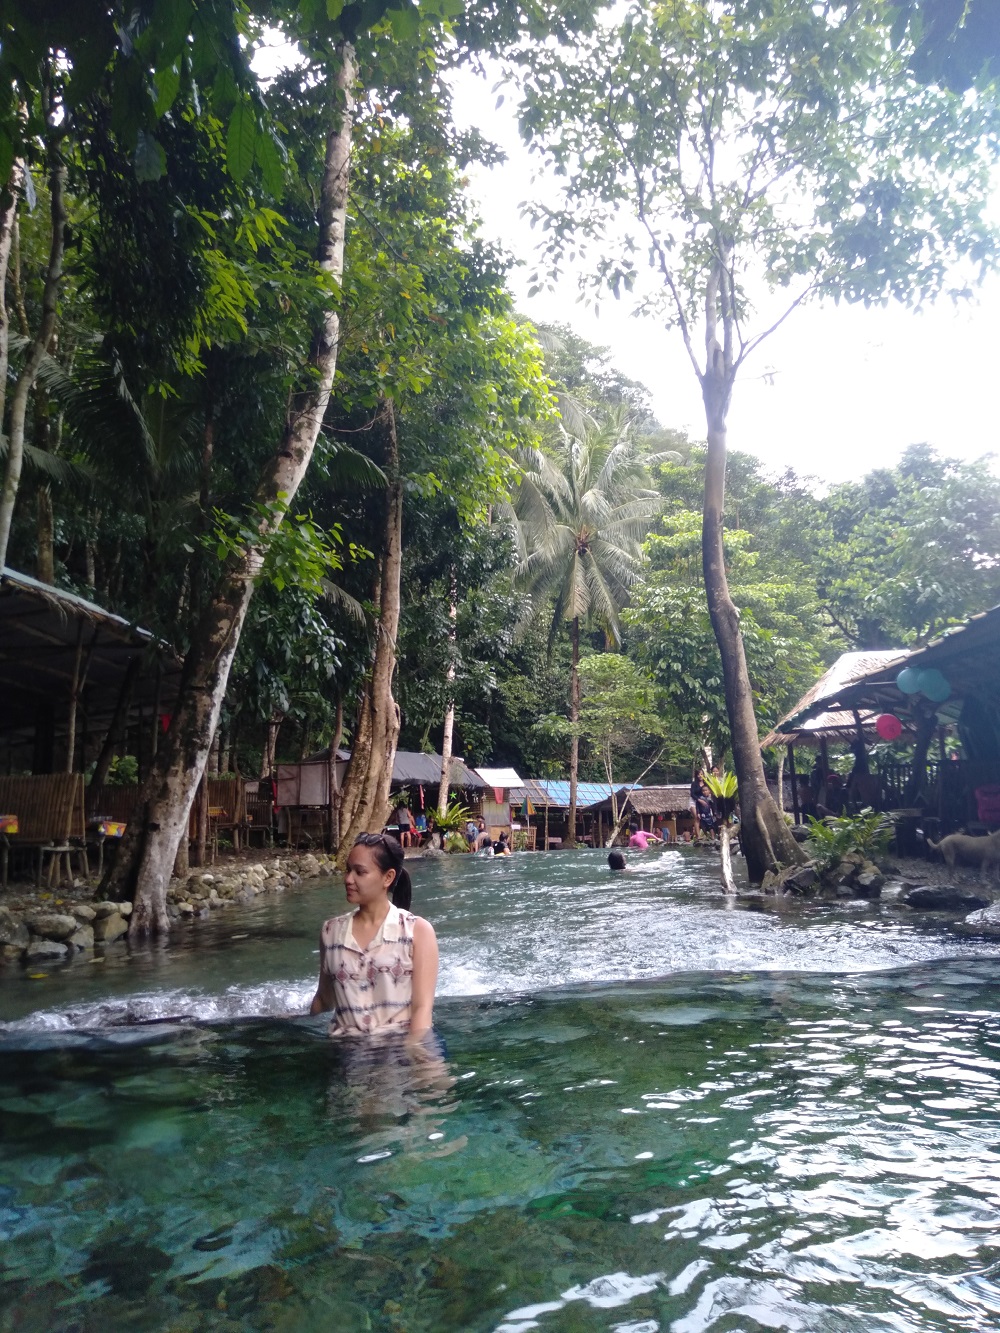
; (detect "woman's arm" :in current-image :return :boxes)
[309,945,336,1015]
[408,916,439,1041]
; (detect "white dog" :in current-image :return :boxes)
[926,829,1000,883]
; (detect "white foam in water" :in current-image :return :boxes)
[0,980,317,1032]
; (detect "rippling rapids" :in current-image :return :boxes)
[3,849,1000,1330]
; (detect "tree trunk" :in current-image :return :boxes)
[337,399,403,861]
[718,823,736,894]
[327,693,344,852]
[0,161,23,451]
[438,576,458,816]
[103,43,358,935]
[565,616,580,848]
[701,375,804,883]
[0,132,65,571]
[904,704,938,806]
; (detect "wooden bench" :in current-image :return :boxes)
[0,773,88,887]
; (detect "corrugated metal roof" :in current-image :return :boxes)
[476,766,524,789]
[324,749,486,788]
[510,779,641,809]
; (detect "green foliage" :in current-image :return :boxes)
[805,809,896,874]
[703,769,738,825]
[106,755,139,787]
[576,652,666,778]
[432,799,472,833]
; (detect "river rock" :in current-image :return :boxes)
[902,885,991,912]
[26,912,80,941]
[299,854,322,878]
[68,924,95,950]
[92,901,123,919]
[94,912,128,943]
[783,865,818,895]
[854,866,884,899]
[963,901,1000,936]
[25,938,68,960]
[178,901,195,915]
[71,904,97,923]
[0,910,29,949]
[118,901,132,917]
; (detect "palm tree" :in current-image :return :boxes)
[512,407,675,845]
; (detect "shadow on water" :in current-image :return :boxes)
[3,852,1000,1329]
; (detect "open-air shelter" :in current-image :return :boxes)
[767,607,1000,833]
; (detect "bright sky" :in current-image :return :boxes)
[448,65,1000,488]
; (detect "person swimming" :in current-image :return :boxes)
[608,850,629,872]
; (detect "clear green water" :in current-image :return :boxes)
[3,850,1000,1331]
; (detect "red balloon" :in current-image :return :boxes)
[875,713,902,741]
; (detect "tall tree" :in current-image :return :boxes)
[514,0,1000,880]
[105,38,360,931]
[512,408,667,844]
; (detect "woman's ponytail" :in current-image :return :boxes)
[391,866,413,911]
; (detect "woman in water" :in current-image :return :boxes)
[310,833,439,1041]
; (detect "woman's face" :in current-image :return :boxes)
[344,844,395,908]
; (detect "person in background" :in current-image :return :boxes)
[465,819,478,849]
[476,818,492,851]
[628,824,662,850]
[608,849,632,872]
[493,830,512,856]
[310,833,438,1041]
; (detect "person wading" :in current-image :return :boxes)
[310,833,438,1041]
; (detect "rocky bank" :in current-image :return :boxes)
[0,851,336,967]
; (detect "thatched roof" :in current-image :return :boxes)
[627,785,693,814]
[588,784,691,815]
[761,650,910,749]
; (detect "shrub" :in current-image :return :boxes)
[805,808,895,873]
[106,755,139,786]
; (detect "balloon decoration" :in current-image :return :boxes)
[895,667,922,695]
[895,664,951,704]
[916,668,951,703]
[875,713,903,741]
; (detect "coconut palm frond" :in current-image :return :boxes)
[319,578,368,623]
[554,390,595,439]
[0,437,97,486]
[320,436,387,490]
[582,552,623,645]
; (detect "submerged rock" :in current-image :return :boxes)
[902,885,991,912]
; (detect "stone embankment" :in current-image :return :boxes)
[0,852,335,967]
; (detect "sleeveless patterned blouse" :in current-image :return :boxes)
[320,904,416,1035]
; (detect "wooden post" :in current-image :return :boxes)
[65,625,84,772]
[788,745,800,824]
[89,657,139,791]
[194,772,208,868]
